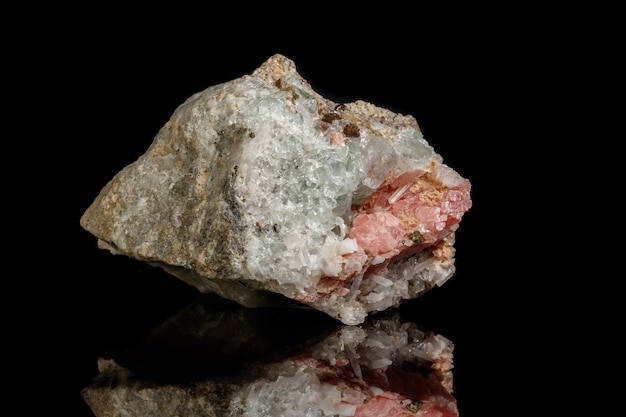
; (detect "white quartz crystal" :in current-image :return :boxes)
[81,54,472,325]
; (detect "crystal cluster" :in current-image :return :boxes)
[80,54,472,325]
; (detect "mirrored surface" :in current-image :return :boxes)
[80,293,460,416]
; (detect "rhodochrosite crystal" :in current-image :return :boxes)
[80,54,472,325]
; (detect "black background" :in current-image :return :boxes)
[13,7,585,416]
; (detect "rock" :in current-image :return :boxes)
[81,298,458,417]
[80,54,472,325]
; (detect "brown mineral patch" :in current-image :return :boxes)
[322,112,342,123]
[343,123,360,137]
[431,239,454,262]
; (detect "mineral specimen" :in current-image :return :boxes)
[81,300,458,417]
[80,54,472,325]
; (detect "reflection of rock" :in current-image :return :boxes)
[82,296,458,416]
[80,53,472,325]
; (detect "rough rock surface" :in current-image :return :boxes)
[82,300,458,417]
[80,54,472,325]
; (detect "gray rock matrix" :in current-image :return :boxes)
[80,54,472,325]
